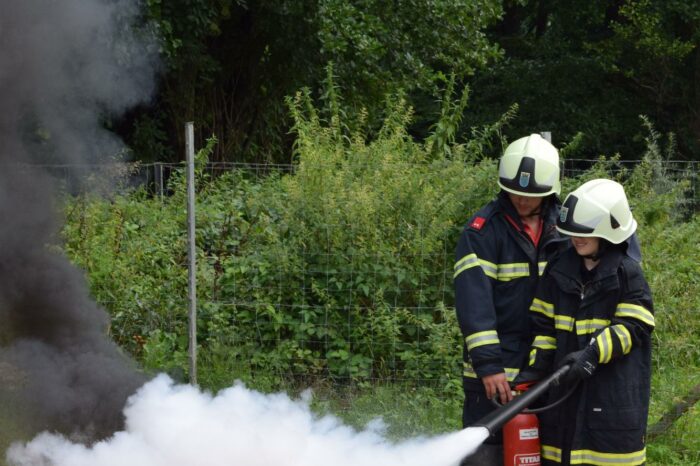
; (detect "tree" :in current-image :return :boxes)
[460,0,700,160]
[122,0,503,163]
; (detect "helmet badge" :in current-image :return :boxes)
[519,171,531,188]
[559,206,569,223]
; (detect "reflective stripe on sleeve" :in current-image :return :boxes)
[538,261,547,276]
[576,318,611,335]
[463,362,520,382]
[555,314,575,332]
[478,259,499,279]
[615,303,655,327]
[465,330,500,351]
[504,367,520,382]
[570,448,646,465]
[454,254,531,281]
[463,362,478,378]
[595,328,614,364]
[533,335,556,350]
[612,324,632,354]
[454,253,480,278]
[530,298,554,318]
[496,262,530,280]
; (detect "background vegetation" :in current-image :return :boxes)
[112,0,700,165]
[63,82,700,463]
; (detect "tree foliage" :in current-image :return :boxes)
[127,0,503,163]
[64,82,698,394]
[460,0,700,160]
[116,1,700,163]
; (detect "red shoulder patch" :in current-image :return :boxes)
[470,216,486,230]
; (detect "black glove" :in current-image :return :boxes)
[560,344,599,384]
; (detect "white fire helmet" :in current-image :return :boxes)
[557,179,637,244]
[498,133,560,197]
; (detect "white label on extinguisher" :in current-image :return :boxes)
[514,453,541,465]
[519,427,539,440]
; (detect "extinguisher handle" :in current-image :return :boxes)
[475,364,572,434]
[513,381,536,392]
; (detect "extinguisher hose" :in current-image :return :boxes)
[473,364,571,434]
[489,364,578,414]
[516,382,579,413]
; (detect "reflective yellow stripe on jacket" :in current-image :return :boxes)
[555,314,575,332]
[463,362,520,382]
[530,298,554,318]
[531,299,611,335]
[541,446,646,465]
[542,445,562,463]
[615,303,655,327]
[595,324,633,363]
[465,330,500,351]
[454,254,530,281]
[530,335,556,366]
[570,448,646,465]
[575,318,610,335]
[533,335,556,350]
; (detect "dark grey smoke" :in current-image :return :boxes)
[0,0,159,440]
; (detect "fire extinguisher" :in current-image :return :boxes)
[502,383,541,466]
[471,365,576,466]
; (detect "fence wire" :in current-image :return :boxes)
[11,158,697,207]
[16,158,700,454]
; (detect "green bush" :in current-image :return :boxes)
[61,88,699,457]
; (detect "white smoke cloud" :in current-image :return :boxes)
[7,375,488,466]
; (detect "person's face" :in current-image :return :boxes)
[508,193,543,218]
[570,236,600,257]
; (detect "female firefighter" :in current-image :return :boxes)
[526,179,654,466]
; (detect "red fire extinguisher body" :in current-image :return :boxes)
[503,412,541,466]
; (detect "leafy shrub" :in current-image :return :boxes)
[62,85,699,461]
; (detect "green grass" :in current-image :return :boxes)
[311,382,463,439]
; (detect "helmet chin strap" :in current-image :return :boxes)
[521,195,550,219]
[523,208,542,218]
[582,239,609,261]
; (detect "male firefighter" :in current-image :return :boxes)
[454,134,567,465]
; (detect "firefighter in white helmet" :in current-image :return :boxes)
[525,179,654,466]
[455,134,568,465]
[498,133,561,198]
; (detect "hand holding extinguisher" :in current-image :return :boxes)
[502,382,542,466]
[471,364,575,466]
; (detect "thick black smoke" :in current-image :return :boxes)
[0,0,159,440]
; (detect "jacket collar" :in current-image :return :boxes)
[496,191,560,225]
[550,246,624,294]
[496,191,564,248]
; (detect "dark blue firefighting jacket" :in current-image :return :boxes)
[528,245,654,466]
[454,192,567,390]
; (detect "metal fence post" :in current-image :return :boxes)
[154,162,164,199]
[185,122,198,385]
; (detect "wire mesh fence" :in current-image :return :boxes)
[15,157,700,454]
[23,158,698,209]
